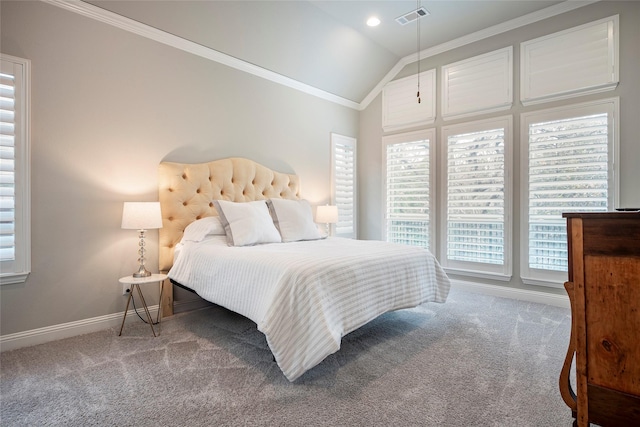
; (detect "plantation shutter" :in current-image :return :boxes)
[0,67,16,262]
[0,54,30,285]
[446,128,506,266]
[382,70,435,132]
[441,47,512,121]
[385,139,431,248]
[527,113,609,272]
[521,16,618,105]
[331,134,356,238]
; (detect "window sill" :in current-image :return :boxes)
[0,272,30,285]
[521,276,565,289]
[444,267,511,282]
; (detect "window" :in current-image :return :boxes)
[330,133,356,238]
[440,116,512,279]
[0,54,30,285]
[383,129,435,251]
[441,47,512,121]
[520,16,618,105]
[382,70,436,132]
[521,98,618,287]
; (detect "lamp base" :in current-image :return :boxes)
[133,264,152,278]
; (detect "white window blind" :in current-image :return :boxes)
[441,117,512,279]
[382,69,435,132]
[383,129,434,251]
[0,71,15,262]
[522,99,617,286]
[520,16,618,106]
[331,133,356,238]
[441,47,512,121]
[0,54,30,285]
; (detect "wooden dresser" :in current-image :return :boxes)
[560,212,640,426]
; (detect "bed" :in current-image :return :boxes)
[158,157,450,381]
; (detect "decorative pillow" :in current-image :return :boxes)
[181,216,225,242]
[213,200,282,246]
[267,198,322,242]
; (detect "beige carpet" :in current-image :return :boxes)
[0,288,575,426]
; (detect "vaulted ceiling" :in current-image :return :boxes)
[85,1,592,107]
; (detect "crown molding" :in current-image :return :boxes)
[43,0,598,112]
[359,56,411,110]
[358,0,600,110]
[42,0,361,110]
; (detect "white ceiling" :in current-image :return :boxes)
[86,1,585,105]
[310,1,563,58]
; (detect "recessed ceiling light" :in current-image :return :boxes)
[367,16,381,27]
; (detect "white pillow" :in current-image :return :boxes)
[214,200,282,246]
[267,198,322,242]
[181,216,225,242]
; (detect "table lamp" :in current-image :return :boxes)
[121,202,163,277]
[315,205,338,236]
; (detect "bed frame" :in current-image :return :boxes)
[157,157,301,316]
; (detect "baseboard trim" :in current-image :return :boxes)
[451,279,570,308]
[1,282,569,352]
[0,305,160,352]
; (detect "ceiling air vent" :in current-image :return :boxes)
[395,7,430,26]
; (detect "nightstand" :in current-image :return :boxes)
[118,273,168,337]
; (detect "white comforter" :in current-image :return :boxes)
[168,236,451,381]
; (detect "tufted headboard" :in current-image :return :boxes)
[158,157,301,271]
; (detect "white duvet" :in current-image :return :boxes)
[168,236,451,381]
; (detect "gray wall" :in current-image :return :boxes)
[0,1,357,335]
[1,0,638,338]
[358,1,640,294]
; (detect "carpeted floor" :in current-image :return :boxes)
[0,288,575,426]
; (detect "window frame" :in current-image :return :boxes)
[441,46,513,121]
[520,97,619,287]
[520,15,619,106]
[382,128,436,253]
[0,53,31,285]
[330,133,357,239]
[382,69,436,132]
[439,115,513,280]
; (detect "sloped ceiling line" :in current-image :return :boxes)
[42,0,361,110]
[43,0,597,112]
[359,0,598,108]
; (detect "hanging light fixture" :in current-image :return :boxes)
[396,2,429,105]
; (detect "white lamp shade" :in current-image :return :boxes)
[315,205,338,224]
[121,202,163,230]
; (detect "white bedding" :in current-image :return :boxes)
[169,236,451,381]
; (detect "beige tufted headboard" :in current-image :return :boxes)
[158,157,301,271]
